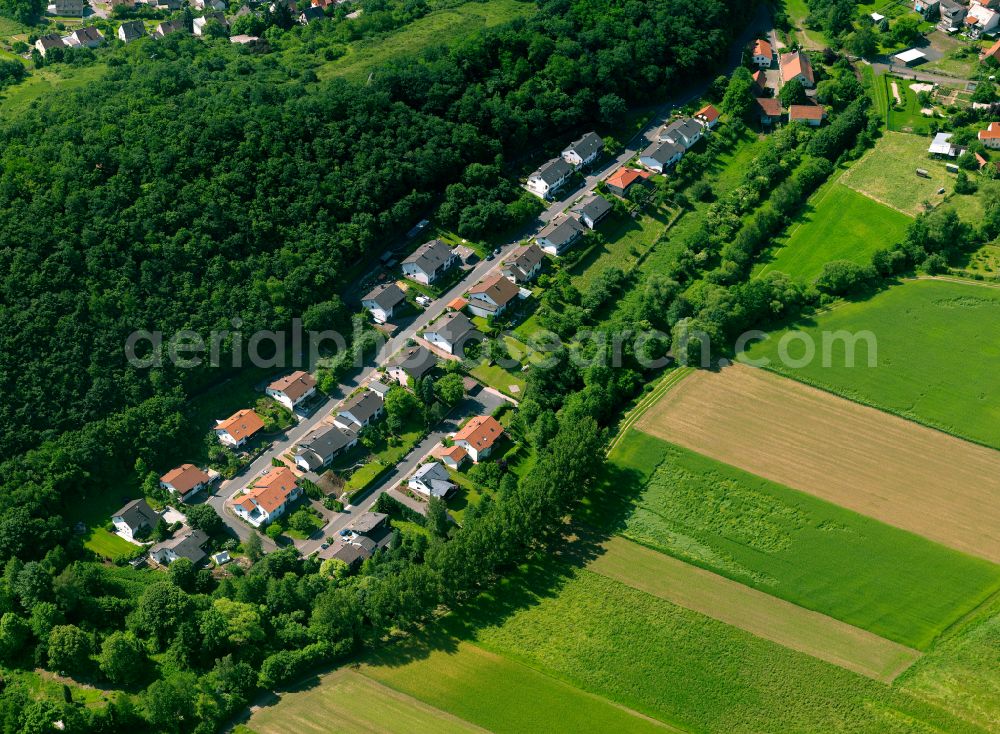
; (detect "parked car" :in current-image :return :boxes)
[415,295,432,307]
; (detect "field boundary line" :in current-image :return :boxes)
[608,367,692,454]
[914,274,1000,290]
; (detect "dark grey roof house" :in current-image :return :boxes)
[658,117,703,148]
[501,243,545,283]
[638,141,684,173]
[526,157,574,199]
[536,216,584,255]
[299,5,324,23]
[112,499,159,539]
[150,529,208,565]
[334,390,384,429]
[562,131,603,169]
[117,21,146,44]
[294,424,358,471]
[572,194,612,229]
[423,312,481,355]
[402,239,457,284]
[387,345,439,384]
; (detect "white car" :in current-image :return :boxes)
[415,295,433,307]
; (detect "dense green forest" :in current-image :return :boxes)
[0,0,758,731]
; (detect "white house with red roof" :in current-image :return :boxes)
[751,38,773,67]
[978,122,1000,149]
[453,415,504,462]
[695,104,721,130]
[466,274,522,318]
[159,464,212,502]
[266,371,317,411]
[233,466,302,527]
[780,51,815,88]
[215,409,265,447]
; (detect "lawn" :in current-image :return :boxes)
[757,182,912,281]
[839,131,982,218]
[744,279,1000,449]
[345,419,424,496]
[445,469,484,525]
[84,528,140,560]
[316,0,536,81]
[249,669,482,734]
[469,360,525,398]
[881,75,934,135]
[568,208,671,289]
[606,433,1000,650]
[0,63,107,116]
[954,243,1000,280]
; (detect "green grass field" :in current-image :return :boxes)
[469,360,525,398]
[882,75,933,135]
[568,208,671,288]
[840,131,983,220]
[607,432,1000,650]
[84,528,139,560]
[744,279,1000,449]
[0,63,107,116]
[757,183,912,281]
[317,0,536,81]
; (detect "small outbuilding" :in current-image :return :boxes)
[893,48,927,67]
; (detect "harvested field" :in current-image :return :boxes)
[589,536,922,682]
[248,669,484,734]
[634,364,1000,563]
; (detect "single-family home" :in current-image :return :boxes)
[966,1,1000,35]
[466,274,521,319]
[453,415,504,462]
[751,37,773,67]
[435,444,469,470]
[938,0,966,30]
[572,194,612,229]
[788,104,825,126]
[109,0,134,7]
[929,132,960,157]
[387,345,439,385]
[536,216,585,256]
[192,0,226,8]
[334,390,384,430]
[153,19,187,38]
[979,121,1000,149]
[112,499,159,541]
[408,462,456,499]
[65,27,104,48]
[402,239,457,285]
[755,97,783,125]
[780,51,815,88]
[695,104,721,130]
[234,467,301,527]
[160,464,212,502]
[752,69,767,94]
[315,541,369,569]
[605,167,649,197]
[150,529,208,565]
[34,34,66,58]
[346,512,392,547]
[52,0,86,15]
[316,512,393,566]
[215,409,265,447]
[423,311,481,356]
[193,12,228,36]
[294,424,358,471]
[501,244,545,284]
[266,370,317,412]
[561,131,603,170]
[982,37,1000,62]
[639,140,685,173]
[914,0,940,20]
[526,157,574,199]
[118,21,146,44]
[299,5,324,23]
[368,379,392,399]
[657,117,703,149]
[362,282,406,323]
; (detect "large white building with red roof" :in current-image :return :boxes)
[159,464,212,502]
[979,122,1000,150]
[266,370,317,411]
[453,415,505,462]
[215,409,265,447]
[233,466,302,527]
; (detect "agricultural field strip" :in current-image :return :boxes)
[248,668,488,734]
[634,364,1000,564]
[607,368,692,453]
[589,536,922,683]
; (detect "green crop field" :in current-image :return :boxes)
[744,279,1000,449]
[316,0,536,81]
[465,566,981,734]
[362,636,674,733]
[840,131,983,220]
[608,433,1000,650]
[757,183,912,282]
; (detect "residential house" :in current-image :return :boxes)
[346,512,392,548]
[751,37,773,67]
[402,239,457,285]
[362,282,406,323]
[755,97,783,125]
[157,0,184,9]
[193,12,228,36]
[109,0,135,8]
[294,424,358,471]
[605,167,649,197]
[118,21,146,44]
[315,541,369,569]
[981,37,1000,62]
[535,216,584,256]
[561,131,603,170]
[453,415,504,462]
[408,462,456,499]
[334,390,384,430]
[526,157,573,199]
[368,380,392,399]
[979,121,1000,149]
[266,371,317,411]
[233,467,301,527]
[153,19,187,38]
[572,194,612,229]
[695,104,721,130]
[938,0,965,30]
[52,0,86,15]
[387,345,439,385]
[299,5,324,23]
[788,104,825,126]
[215,409,265,447]
[914,0,940,20]
[317,512,393,567]
[657,117,703,149]
[501,244,545,284]
[779,51,814,88]
[423,311,481,356]
[112,499,159,541]
[150,529,208,565]
[929,132,961,157]
[192,0,226,8]
[65,27,104,48]
[466,274,521,319]
[435,444,469,470]
[751,69,767,94]
[34,34,65,58]
[966,1,1000,36]
[159,464,212,502]
[639,140,684,173]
